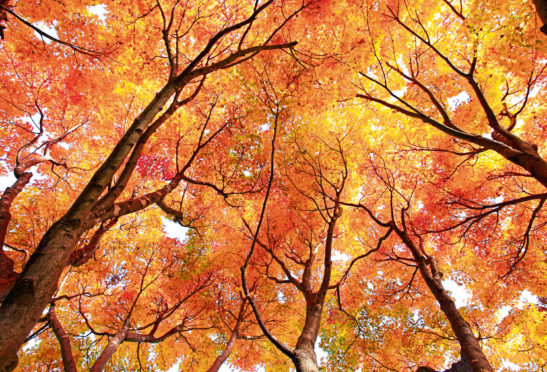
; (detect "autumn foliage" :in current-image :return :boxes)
[0,0,545,371]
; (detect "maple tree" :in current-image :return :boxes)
[0,0,546,371]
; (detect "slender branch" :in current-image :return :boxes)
[240,111,294,359]
[1,6,105,56]
[330,227,393,289]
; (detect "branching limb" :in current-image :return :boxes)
[239,107,294,360]
[0,6,106,56]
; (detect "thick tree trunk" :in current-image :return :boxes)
[397,229,493,372]
[295,301,322,353]
[418,357,471,372]
[0,220,84,371]
[0,83,177,371]
[293,348,319,372]
[0,172,32,299]
[424,277,492,372]
[532,0,547,34]
[508,151,547,189]
[90,323,129,372]
[446,359,472,372]
[292,299,323,372]
[207,328,238,372]
[47,305,78,372]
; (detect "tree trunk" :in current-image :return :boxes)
[508,151,547,189]
[90,323,129,372]
[532,0,547,34]
[47,305,78,372]
[0,172,32,300]
[418,357,471,372]
[446,359,472,372]
[292,299,322,372]
[293,348,319,372]
[0,82,178,372]
[425,278,492,372]
[206,329,238,372]
[0,220,84,371]
[396,229,494,372]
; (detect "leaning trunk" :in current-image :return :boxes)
[0,172,32,299]
[397,229,494,372]
[90,323,129,372]
[47,305,78,372]
[423,275,492,372]
[0,221,84,371]
[0,82,178,371]
[206,328,238,372]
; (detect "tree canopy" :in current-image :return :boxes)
[0,0,545,371]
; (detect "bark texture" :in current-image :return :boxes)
[0,80,178,371]
[0,220,84,371]
[396,228,494,372]
[0,172,32,299]
[421,269,492,372]
[532,0,547,34]
[207,322,240,372]
[47,305,78,372]
[292,300,323,372]
[90,323,129,372]
[293,348,320,372]
[418,357,472,372]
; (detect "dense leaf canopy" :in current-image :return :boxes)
[0,0,545,371]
